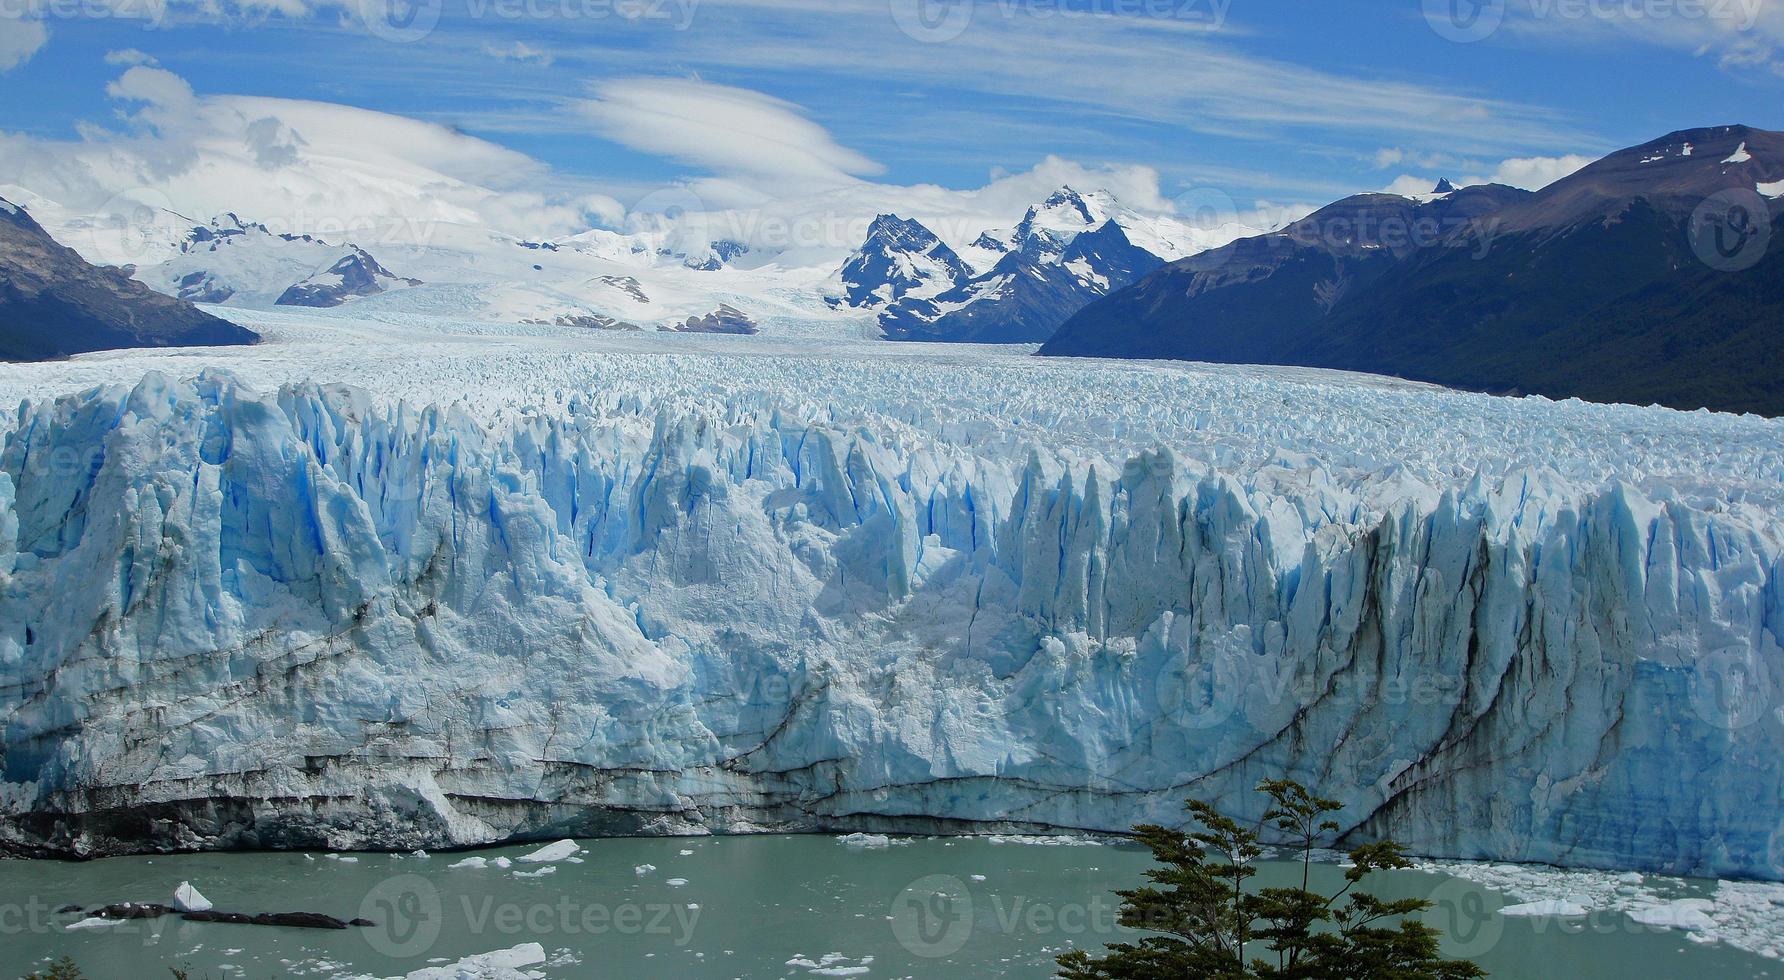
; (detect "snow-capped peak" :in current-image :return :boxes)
[1014,185,1114,245]
[832,213,971,309]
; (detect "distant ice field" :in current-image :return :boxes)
[2,304,1778,524]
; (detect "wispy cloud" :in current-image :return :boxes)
[0,12,48,72]
[482,40,553,66]
[577,76,885,186]
[1496,0,1784,76]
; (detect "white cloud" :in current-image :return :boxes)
[0,66,611,259]
[1471,154,1594,190]
[1501,0,1784,76]
[0,69,1339,270]
[0,14,49,73]
[483,41,553,66]
[1382,174,1443,197]
[647,3,1581,155]
[1381,153,1594,198]
[579,77,885,187]
[103,47,158,66]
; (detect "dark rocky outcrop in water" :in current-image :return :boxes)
[84,902,370,930]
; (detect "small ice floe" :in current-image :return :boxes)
[325,855,359,863]
[666,878,689,887]
[399,942,547,979]
[836,833,895,848]
[970,874,987,882]
[786,952,874,976]
[513,867,557,879]
[987,834,1105,847]
[65,918,127,931]
[493,857,512,869]
[1629,898,1716,932]
[174,881,212,913]
[635,864,656,876]
[679,849,694,856]
[518,840,579,864]
[449,857,489,870]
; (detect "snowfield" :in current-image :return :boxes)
[0,308,1781,881]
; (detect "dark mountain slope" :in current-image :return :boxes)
[0,198,258,361]
[1043,125,1784,415]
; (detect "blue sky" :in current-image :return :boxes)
[2,0,1782,240]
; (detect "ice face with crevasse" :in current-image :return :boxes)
[0,312,1779,882]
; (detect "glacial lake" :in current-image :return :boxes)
[2,835,1780,979]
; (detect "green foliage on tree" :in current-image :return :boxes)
[1057,780,1488,979]
[21,958,84,980]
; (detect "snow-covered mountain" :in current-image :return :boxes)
[883,218,1165,343]
[6,180,1253,345]
[93,210,422,311]
[0,197,258,360]
[0,316,1779,881]
[840,186,1259,343]
[1045,125,1784,415]
[831,214,974,309]
[274,247,423,308]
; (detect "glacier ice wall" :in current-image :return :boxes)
[0,371,1780,879]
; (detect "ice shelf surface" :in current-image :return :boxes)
[0,309,1780,880]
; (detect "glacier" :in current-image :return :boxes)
[0,315,1781,881]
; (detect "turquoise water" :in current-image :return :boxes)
[0,836,1776,979]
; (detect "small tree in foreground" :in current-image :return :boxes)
[1057,780,1487,979]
